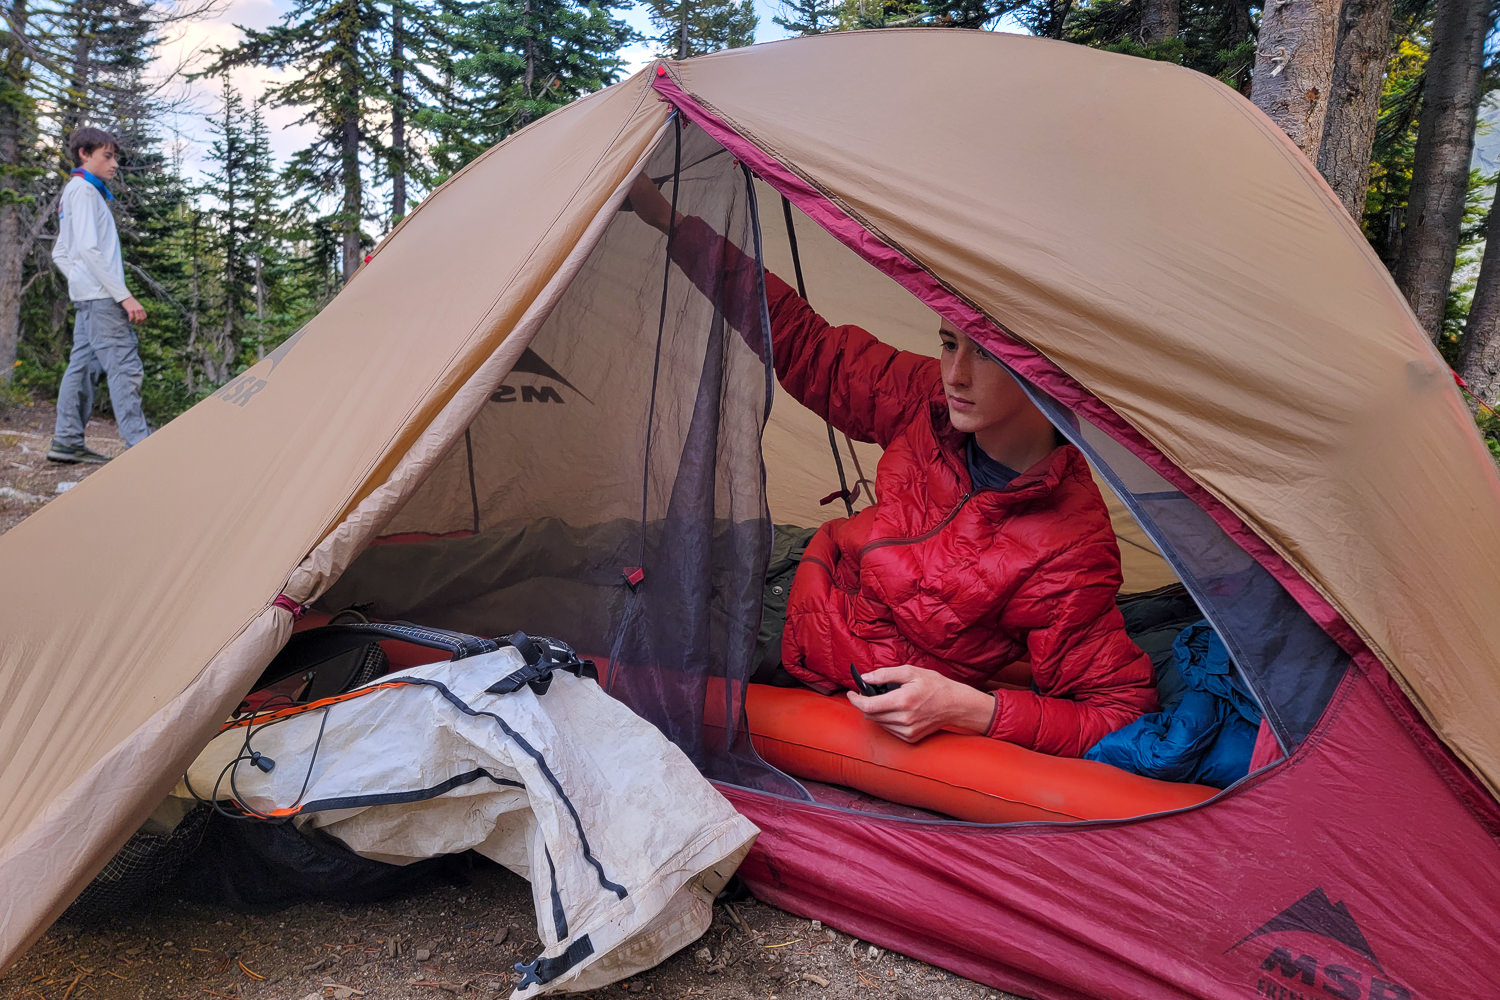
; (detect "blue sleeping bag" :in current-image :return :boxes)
[1085,622,1261,788]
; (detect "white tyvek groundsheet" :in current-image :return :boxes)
[175,649,759,997]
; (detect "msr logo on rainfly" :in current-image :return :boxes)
[490,347,592,405]
[1226,888,1414,1000]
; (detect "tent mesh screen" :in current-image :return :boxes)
[325,122,800,794]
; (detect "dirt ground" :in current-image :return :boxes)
[0,398,1023,1000]
[0,398,126,535]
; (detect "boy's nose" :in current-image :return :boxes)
[947,350,972,385]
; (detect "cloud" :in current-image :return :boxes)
[152,0,315,180]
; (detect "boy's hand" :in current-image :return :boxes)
[121,296,146,323]
[846,664,996,743]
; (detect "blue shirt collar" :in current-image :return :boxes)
[71,168,115,201]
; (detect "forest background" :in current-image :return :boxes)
[2,0,1500,455]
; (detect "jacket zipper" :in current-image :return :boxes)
[858,491,975,557]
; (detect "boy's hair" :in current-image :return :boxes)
[68,127,118,168]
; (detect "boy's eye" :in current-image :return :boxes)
[974,343,997,363]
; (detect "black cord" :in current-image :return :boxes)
[781,195,854,518]
[186,695,332,824]
[639,111,683,571]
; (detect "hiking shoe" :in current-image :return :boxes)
[46,441,111,464]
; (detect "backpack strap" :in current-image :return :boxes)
[254,623,593,704]
[254,622,501,696]
[486,632,597,697]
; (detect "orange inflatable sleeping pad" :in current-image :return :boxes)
[739,683,1219,823]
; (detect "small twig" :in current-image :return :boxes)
[236,958,266,981]
[762,939,803,949]
[60,971,83,1000]
[724,904,759,938]
[799,973,831,987]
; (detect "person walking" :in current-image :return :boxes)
[47,127,151,464]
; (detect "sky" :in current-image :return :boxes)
[154,0,793,184]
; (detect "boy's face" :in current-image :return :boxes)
[937,323,1041,440]
[78,144,119,180]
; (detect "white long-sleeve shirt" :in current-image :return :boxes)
[52,175,131,303]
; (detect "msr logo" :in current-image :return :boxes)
[490,347,591,405]
[1228,888,1414,1000]
[208,325,309,408]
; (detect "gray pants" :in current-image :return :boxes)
[54,298,150,447]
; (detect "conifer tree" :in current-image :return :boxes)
[203,80,254,383]
[383,0,466,225]
[0,0,45,383]
[243,98,285,361]
[426,0,634,179]
[205,0,389,284]
[644,0,757,58]
[773,0,842,34]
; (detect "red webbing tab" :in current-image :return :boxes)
[818,483,862,508]
[623,567,645,588]
[272,594,307,619]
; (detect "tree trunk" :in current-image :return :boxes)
[1315,0,1394,218]
[1250,0,1342,162]
[1392,0,1491,342]
[1459,185,1500,407]
[334,0,363,285]
[187,209,200,393]
[254,255,265,360]
[521,0,535,127]
[1035,0,1075,38]
[390,1,405,221]
[0,0,29,383]
[1140,0,1180,44]
[0,207,21,386]
[222,120,238,372]
[342,106,362,283]
[1229,0,1255,95]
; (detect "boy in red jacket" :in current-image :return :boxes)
[628,176,1156,757]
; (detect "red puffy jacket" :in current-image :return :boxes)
[672,216,1157,757]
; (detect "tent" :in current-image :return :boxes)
[4,28,1500,1000]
